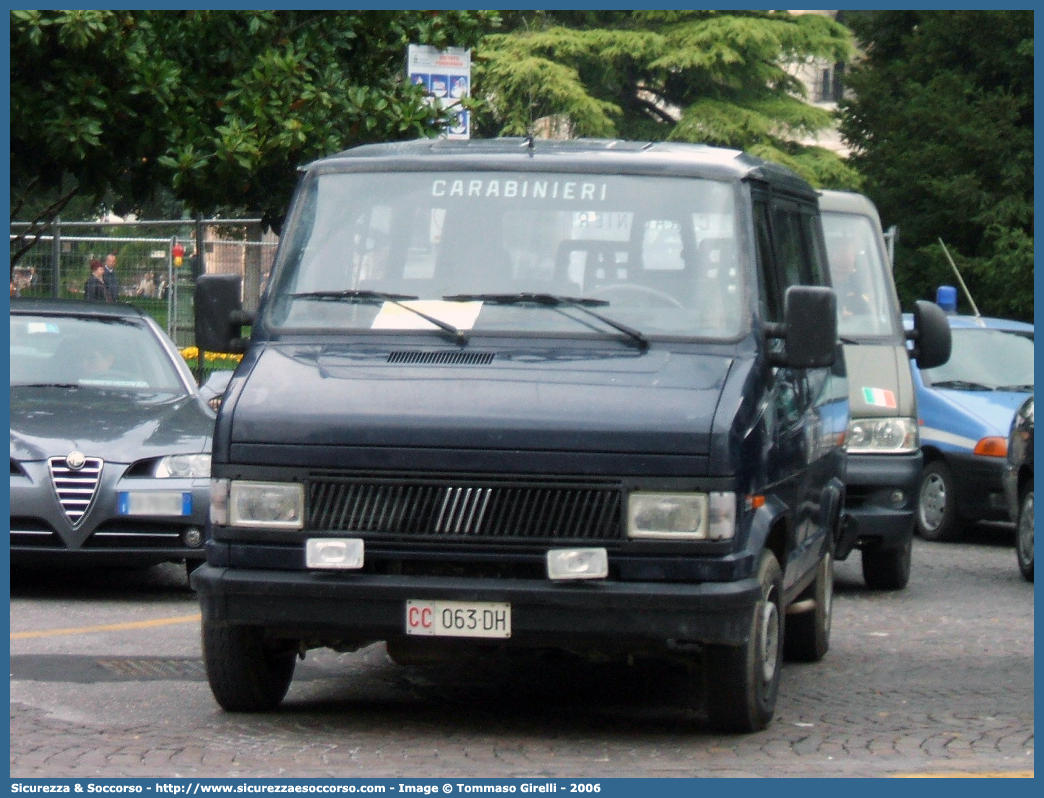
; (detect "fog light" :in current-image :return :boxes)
[183,527,203,548]
[546,548,608,581]
[306,538,364,570]
[890,490,905,508]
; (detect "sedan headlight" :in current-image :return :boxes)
[228,480,304,529]
[154,454,211,478]
[627,491,735,540]
[846,417,918,454]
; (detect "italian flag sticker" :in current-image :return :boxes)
[862,387,897,409]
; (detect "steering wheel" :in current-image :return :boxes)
[589,283,685,309]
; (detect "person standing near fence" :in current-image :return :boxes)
[84,259,112,302]
[102,252,119,300]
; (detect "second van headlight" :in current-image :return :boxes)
[846,417,918,454]
[627,492,735,540]
[228,480,304,529]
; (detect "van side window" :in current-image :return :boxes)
[772,204,818,287]
[800,211,829,285]
[753,201,782,322]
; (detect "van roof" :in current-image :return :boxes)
[817,189,883,222]
[305,137,816,197]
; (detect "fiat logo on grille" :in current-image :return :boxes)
[65,451,87,471]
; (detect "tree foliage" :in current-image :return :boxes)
[839,11,1033,320]
[473,10,860,188]
[10,9,497,236]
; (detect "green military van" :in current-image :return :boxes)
[819,190,950,589]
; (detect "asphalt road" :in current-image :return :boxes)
[9,526,1034,779]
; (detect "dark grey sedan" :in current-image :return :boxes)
[1003,395,1034,582]
[10,299,215,574]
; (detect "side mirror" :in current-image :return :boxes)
[908,299,951,369]
[194,274,253,354]
[767,286,838,369]
[198,369,234,412]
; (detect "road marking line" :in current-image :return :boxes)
[10,613,202,640]
[892,770,1033,778]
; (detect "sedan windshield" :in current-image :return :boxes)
[10,314,188,393]
[923,327,1034,391]
[267,170,746,340]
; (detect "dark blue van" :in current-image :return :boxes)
[192,138,875,731]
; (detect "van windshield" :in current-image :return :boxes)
[822,212,902,338]
[267,171,746,340]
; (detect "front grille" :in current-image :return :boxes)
[309,477,623,542]
[10,521,193,551]
[48,456,103,526]
[10,529,63,548]
[85,521,191,549]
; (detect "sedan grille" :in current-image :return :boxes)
[309,477,623,542]
[48,456,103,526]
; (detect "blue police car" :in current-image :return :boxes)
[907,287,1034,541]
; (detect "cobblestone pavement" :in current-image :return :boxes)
[10,531,1034,778]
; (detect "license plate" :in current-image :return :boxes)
[118,491,191,517]
[405,600,511,639]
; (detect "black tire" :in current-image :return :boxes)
[784,551,832,662]
[916,460,962,541]
[201,621,296,712]
[862,533,912,591]
[185,558,203,584]
[705,550,783,733]
[1016,489,1034,582]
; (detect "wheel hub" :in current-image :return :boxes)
[920,472,946,530]
[757,599,779,683]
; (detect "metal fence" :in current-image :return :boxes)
[10,218,278,377]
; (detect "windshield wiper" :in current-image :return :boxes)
[443,292,649,351]
[291,290,467,345]
[13,382,80,388]
[996,383,1034,393]
[931,379,994,391]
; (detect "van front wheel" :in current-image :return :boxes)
[705,550,783,733]
[861,534,912,590]
[202,621,296,712]
[784,551,832,662]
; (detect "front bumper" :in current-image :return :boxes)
[841,450,921,553]
[1002,463,1021,523]
[947,452,1009,522]
[191,564,762,651]
[10,468,210,566]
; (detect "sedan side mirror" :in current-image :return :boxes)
[199,369,234,412]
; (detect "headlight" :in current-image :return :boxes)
[627,491,735,540]
[229,480,304,529]
[154,454,211,478]
[846,417,918,454]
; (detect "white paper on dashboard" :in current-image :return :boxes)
[371,300,483,331]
